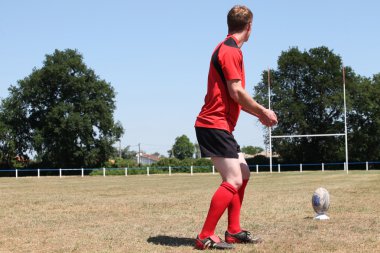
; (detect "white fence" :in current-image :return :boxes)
[1,161,379,178]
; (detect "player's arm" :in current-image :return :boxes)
[227,79,278,127]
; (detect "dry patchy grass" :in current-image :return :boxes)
[0,171,379,253]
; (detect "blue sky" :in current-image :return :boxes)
[1,1,379,156]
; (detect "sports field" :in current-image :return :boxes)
[0,171,379,253]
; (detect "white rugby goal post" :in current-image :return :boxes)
[267,66,349,174]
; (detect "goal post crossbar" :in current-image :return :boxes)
[271,133,345,139]
[267,67,349,174]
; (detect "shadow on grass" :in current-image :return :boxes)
[147,235,194,247]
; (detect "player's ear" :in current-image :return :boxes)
[247,22,252,32]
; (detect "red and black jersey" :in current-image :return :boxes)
[195,35,245,133]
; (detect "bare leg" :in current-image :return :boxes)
[211,156,243,189]
[227,153,251,233]
[238,153,250,180]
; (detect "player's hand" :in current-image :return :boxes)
[259,109,278,127]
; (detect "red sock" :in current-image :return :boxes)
[199,182,238,239]
[227,179,249,234]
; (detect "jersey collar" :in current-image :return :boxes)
[226,34,241,47]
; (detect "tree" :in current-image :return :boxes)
[254,47,380,163]
[117,146,137,160]
[171,135,194,160]
[0,120,14,167]
[254,46,350,163]
[241,146,263,155]
[348,73,380,162]
[0,49,123,168]
[0,89,31,167]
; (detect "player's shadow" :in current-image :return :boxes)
[147,235,194,247]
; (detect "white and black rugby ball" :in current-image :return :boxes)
[312,187,330,214]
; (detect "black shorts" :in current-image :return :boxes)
[195,127,241,159]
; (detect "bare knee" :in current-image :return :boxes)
[211,156,244,190]
[239,154,251,180]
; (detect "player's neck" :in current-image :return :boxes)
[230,32,247,48]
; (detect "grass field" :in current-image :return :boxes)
[0,171,379,253]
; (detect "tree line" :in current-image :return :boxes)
[106,135,263,169]
[1,46,379,169]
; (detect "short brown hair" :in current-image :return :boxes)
[227,5,253,34]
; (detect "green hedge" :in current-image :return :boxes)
[89,164,214,176]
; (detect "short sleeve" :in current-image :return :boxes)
[220,49,242,81]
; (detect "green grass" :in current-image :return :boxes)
[0,171,379,252]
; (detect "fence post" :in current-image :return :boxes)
[38,169,40,178]
[300,163,303,173]
[191,166,193,176]
[147,167,150,176]
[103,167,106,177]
[278,164,281,173]
[256,164,259,174]
[15,169,18,178]
[59,168,62,178]
[81,168,84,177]
[322,163,324,172]
[169,166,171,176]
[125,167,128,176]
[212,166,215,174]
[366,161,369,171]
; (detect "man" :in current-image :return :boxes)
[194,5,278,250]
